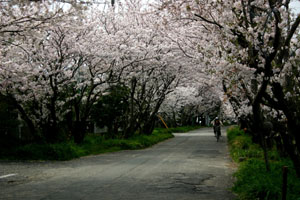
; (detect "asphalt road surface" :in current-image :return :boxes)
[0,127,236,200]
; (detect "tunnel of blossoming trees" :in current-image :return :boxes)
[1,0,300,177]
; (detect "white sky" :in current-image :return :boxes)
[59,0,300,15]
[290,0,300,14]
[101,0,300,14]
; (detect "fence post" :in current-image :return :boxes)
[282,166,288,200]
[157,115,169,129]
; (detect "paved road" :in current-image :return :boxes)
[0,127,236,200]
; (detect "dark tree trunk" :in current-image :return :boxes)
[141,115,156,135]
[271,83,300,177]
[9,96,40,142]
[15,104,36,140]
[113,122,119,138]
[44,124,60,143]
[252,94,270,171]
[281,129,300,178]
[172,111,177,127]
[73,121,86,144]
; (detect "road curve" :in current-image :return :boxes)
[0,127,236,200]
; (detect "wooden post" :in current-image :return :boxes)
[157,115,169,129]
[282,166,288,200]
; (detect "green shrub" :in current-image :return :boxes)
[228,127,300,200]
[1,126,176,161]
[83,134,104,145]
[227,125,245,143]
[233,159,300,200]
[232,159,281,200]
[168,126,202,133]
[227,126,260,162]
[15,143,80,161]
[152,128,172,134]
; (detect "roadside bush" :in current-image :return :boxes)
[233,159,281,200]
[152,128,172,134]
[233,159,300,200]
[228,126,262,162]
[1,126,200,161]
[228,126,300,200]
[168,125,202,133]
[227,126,245,143]
[15,143,80,161]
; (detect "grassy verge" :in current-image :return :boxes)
[167,125,202,133]
[0,126,200,161]
[227,126,300,200]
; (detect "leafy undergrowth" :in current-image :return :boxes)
[167,125,202,133]
[227,126,300,200]
[0,126,202,161]
[79,128,174,157]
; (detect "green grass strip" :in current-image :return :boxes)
[227,126,300,200]
[1,126,203,161]
[167,125,203,133]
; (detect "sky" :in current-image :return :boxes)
[59,0,300,15]
[97,0,300,14]
[290,0,300,14]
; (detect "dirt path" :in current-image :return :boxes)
[0,127,236,200]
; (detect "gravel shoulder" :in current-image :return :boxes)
[0,127,236,200]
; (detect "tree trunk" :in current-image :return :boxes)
[10,96,40,142]
[272,83,300,177]
[123,77,138,139]
[141,116,156,135]
[252,100,270,171]
[281,130,300,178]
[260,131,270,172]
[73,121,86,144]
[107,124,113,138]
[44,124,60,143]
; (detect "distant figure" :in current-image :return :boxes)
[211,117,222,137]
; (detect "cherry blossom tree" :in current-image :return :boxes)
[157,0,300,176]
[0,2,129,142]
[111,1,184,137]
[0,0,189,143]
[1,14,97,142]
[160,86,200,127]
[159,83,222,127]
[0,1,72,141]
